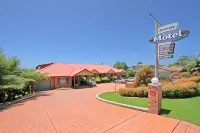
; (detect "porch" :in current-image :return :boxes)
[72,69,94,89]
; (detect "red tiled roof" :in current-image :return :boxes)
[66,63,125,73]
[160,66,183,72]
[170,66,183,71]
[36,62,125,77]
[37,62,75,77]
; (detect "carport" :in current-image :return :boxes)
[72,69,94,88]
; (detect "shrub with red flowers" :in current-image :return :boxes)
[119,81,200,98]
[132,65,154,87]
[179,72,191,78]
[192,71,200,76]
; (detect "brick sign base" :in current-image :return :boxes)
[148,83,162,115]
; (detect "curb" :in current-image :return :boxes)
[0,92,41,110]
[96,93,148,112]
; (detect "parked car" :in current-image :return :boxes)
[89,80,97,86]
[115,78,127,84]
[126,77,135,82]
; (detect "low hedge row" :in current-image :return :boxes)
[119,81,200,98]
[93,76,117,83]
[119,87,148,97]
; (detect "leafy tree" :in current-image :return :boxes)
[168,54,200,73]
[20,69,49,82]
[113,61,128,70]
[0,48,49,102]
[126,70,134,78]
[133,65,154,87]
[137,62,142,65]
[175,56,190,66]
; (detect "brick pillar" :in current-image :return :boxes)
[148,83,162,115]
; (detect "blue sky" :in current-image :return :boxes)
[0,0,199,68]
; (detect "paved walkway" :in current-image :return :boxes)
[0,83,199,133]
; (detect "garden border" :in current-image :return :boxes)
[0,92,41,110]
[96,93,148,112]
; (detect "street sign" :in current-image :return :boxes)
[158,23,178,34]
[158,42,175,60]
[149,29,189,43]
[159,55,173,59]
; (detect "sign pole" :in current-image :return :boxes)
[150,14,161,78]
[155,20,159,78]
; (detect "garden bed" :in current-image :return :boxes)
[99,92,200,125]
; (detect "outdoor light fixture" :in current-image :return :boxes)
[151,77,159,84]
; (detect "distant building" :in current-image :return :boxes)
[132,64,155,71]
[131,64,182,77]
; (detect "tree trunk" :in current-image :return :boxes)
[12,89,16,100]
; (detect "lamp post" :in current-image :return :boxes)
[115,81,116,93]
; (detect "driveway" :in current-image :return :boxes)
[0,83,199,133]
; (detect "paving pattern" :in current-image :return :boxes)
[0,83,199,133]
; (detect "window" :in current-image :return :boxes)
[57,78,69,85]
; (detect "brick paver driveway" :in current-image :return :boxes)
[0,83,199,133]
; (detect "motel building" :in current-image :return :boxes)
[35,62,126,91]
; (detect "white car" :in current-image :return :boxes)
[115,78,127,84]
[89,80,97,86]
[126,77,135,82]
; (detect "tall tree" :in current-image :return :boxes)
[137,62,142,65]
[113,61,128,70]
[168,54,200,73]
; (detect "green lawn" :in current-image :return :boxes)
[99,92,200,125]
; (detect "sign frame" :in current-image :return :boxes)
[158,23,178,34]
[149,29,189,43]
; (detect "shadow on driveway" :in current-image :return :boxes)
[0,91,54,111]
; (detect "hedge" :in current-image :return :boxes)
[94,77,102,83]
[101,77,110,83]
[119,87,148,97]
[176,76,200,83]
[119,81,200,98]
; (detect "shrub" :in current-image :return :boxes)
[125,83,133,88]
[160,80,171,86]
[179,72,191,78]
[192,71,200,76]
[162,81,199,98]
[119,81,200,98]
[91,76,95,81]
[94,77,102,83]
[110,76,117,82]
[101,77,110,83]
[82,76,86,80]
[133,65,154,87]
[118,87,148,97]
[176,76,200,83]
[169,72,180,79]
[158,75,170,81]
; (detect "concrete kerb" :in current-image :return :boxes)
[96,93,148,112]
[0,92,42,110]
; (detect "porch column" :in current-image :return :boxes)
[74,76,75,88]
[86,76,89,85]
[89,76,91,86]
[78,76,80,86]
